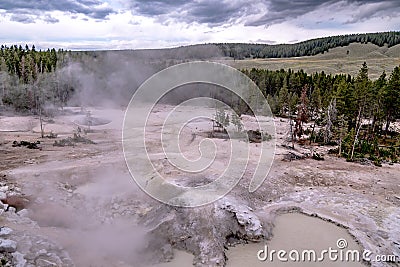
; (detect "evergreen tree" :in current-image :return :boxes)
[383,66,400,132]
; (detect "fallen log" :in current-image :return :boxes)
[12,140,41,150]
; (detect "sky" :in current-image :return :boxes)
[0,0,399,50]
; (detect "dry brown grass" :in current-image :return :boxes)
[219,43,400,79]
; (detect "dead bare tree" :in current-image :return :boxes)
[324,98,337,144]
[350,105,363,160]
[283,104,295,149]
[289,105,294,149]
[39,107,45,138]
[295,86,309,139]
[337,115,347,157]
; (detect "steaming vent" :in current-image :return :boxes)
[74,116,111,126]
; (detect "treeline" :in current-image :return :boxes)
[243,63,400,163]
[217,31,400,59]
[0,45,177,112]
[0,44,59,82]
[0,45,76,112]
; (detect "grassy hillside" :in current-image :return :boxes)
[220,43,400,79]
[216,31,400,59]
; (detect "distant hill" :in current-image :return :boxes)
[215,31,400,59]
[222,43,400,79]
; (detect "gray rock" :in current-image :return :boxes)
[219,200,264,239]
[37,249,47,255]
[0,227,13,237]
[35,254,63,267]
[142,199,267,266]
[0,186,9,192]
[160,244,174,261]
[2,203,8,211]
[0,239,18,253]
[17,209,29,217]
[12,252,27,267]
[0,192,6,200]
[7,206,16,213]
[35,258,58,267]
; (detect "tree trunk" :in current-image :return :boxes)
[385,112,391,136]
[1,79,4,106]
[309,120,316,145]
[369,115,376,141]
[289,106,294,149]
[350,106,363,160]
[324,104,332,144]
[39,108,44,138]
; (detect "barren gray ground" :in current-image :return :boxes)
[0,105,399,266]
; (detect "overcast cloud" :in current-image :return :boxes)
[0,0,398,49]
[126,0,400,26]
[0,0,115,20]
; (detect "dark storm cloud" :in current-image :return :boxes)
[128,0,400,26]
[10,14,36,24]
[246,0,400,26]
[129,0,253,25]
[245,0,335,26]
[129,0,188,16]
[3,0,398,26]
[184,1,250,25]
[43,14,60,24]
[0,0,115,22]
[345,0,400,23]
